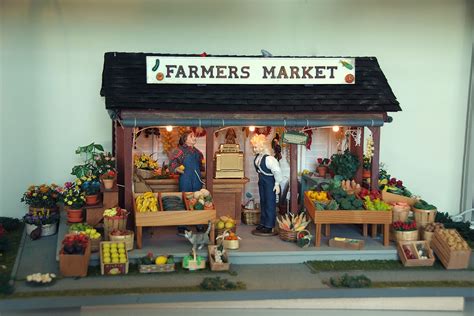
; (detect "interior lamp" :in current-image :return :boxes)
[332,126,340,132]
[166,125,173,132]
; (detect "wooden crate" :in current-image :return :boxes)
[208,245,230,271]
[304,192,392,247]
[133,191,216,249]
[329,237,365,250]
[139,263,175,273]
[431,230,471,269]
[100,241,129,275]
[397,240,435,267]
[59,241,91,277]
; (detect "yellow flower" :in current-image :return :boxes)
[32,193,37,197]
[42,196,47,200]
[67,201,72,205]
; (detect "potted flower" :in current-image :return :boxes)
[316,158,330,177]
[79,176,101,205]
[23,209,59,238]
[362,155,371,178]
[134,153,158,179]
[21,184,62,214]
[328,149,360,180]
[392,220,418,242]
[95,151,116,177]
[103,207,129,240]
[62,181,86,223]
[59,234,91,277]
[101,170,117,190]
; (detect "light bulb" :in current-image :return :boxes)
[249,126,255,132]
[166,126,173,132]
[332,126,340,132]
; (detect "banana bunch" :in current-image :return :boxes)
[136,192,159,212]
[277,213,310,232]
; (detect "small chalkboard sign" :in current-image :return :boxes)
[281,131,308,145]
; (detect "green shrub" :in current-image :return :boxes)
[200,277,245,291]
[330,273,372,288]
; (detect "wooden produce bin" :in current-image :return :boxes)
[208,245,230,271]
[100,241,129,275]
[59,242,91,277]
[431,229,471,269]
[133,192,216,248]
[397,240,435,267]
[304,192,392,247]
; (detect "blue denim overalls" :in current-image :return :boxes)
[254,154,276,229]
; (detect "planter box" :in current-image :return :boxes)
[208,245,230,271]
[133,192,216,249]
[397,240,435,267]
[26,223,57,237]
[431,230,471,269]
[381,191,417,206]
[100,241,129,275]
[59,242,91,277]
[304,192,392,247]
[329,237,365,250]
[139,263,175,273]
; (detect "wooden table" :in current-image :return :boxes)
[133,192,216,249]
[304,192,392,247]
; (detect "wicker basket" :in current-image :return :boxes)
[241,207,260,225]
[139,263,175,273]
[413,208,437,228]
[109,230,134,251]
[103,216,128,241]
[394,230,419,242]
[222,239,239,250]
[136,168,155,180]
[278,229,297,242]
[216,227,236,239]
[423,230,434,244]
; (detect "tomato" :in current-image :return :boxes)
[345,74,354,83]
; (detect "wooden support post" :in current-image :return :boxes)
[354,127,364,184]
[115,121,125,207]
[123,127,133,214]
[205,127,215,194]
[290,144,298,213]
[369,127,381,190]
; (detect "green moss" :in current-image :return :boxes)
[305,260,452,272]
[372,280,474,288]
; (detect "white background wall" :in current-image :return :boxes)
[1,0,472,217]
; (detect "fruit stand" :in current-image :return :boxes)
[304,191,392,247]
[133,191,216,248]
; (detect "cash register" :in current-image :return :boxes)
[214,144,244,178]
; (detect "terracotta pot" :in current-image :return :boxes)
[316,166,327,177]
[66,208,83,223]
[102,179,114,190]
[362,169,371,179]
[85,194,100,206]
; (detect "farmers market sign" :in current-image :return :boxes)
[146,57,355,85]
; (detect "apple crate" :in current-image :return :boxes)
[100,241,129,275]
[431,229,471,269]
[397,240,435,267]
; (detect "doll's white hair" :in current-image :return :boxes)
[250,134,273,155]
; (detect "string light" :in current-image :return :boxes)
[166,126,173,132]
[332,126,340,132]
[249,126,255,132]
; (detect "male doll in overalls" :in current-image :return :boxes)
[170,131,205,234]
[250,134,283,234]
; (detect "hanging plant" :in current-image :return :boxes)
[255,126,272,136]
[191,127,206,138]
[304,129,313,150]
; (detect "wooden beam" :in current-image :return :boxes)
[205,127,216,194]
[123,127,133,214]
[290,144,298,213]
[115,121,125,207]
[369,126,381,190]
[354,127,364,183]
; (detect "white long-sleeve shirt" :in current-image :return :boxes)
[255,154,283,186]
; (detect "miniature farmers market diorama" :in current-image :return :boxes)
[8,53,472,292]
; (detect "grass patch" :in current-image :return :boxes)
[372,280,474,288]
[305,260,453,272]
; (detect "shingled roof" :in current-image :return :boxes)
[100,52,401,113]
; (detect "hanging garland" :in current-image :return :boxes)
[255,126,272,136]
[160,128,179,155]
[304,129,313,150]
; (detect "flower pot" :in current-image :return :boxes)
[66,208,83,223]
[316,166,327,177]
[28,206,58,214]
[394,230,418,242]
[25,223,56,237]
[102,179,115,190]
[85,194,100,206]
[362,169,371,179]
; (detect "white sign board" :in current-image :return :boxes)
[146,57,355,85]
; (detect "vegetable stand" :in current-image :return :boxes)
[133,192,216,249]
[304,192,392,247]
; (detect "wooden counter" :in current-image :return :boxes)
[136,177,249,221]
